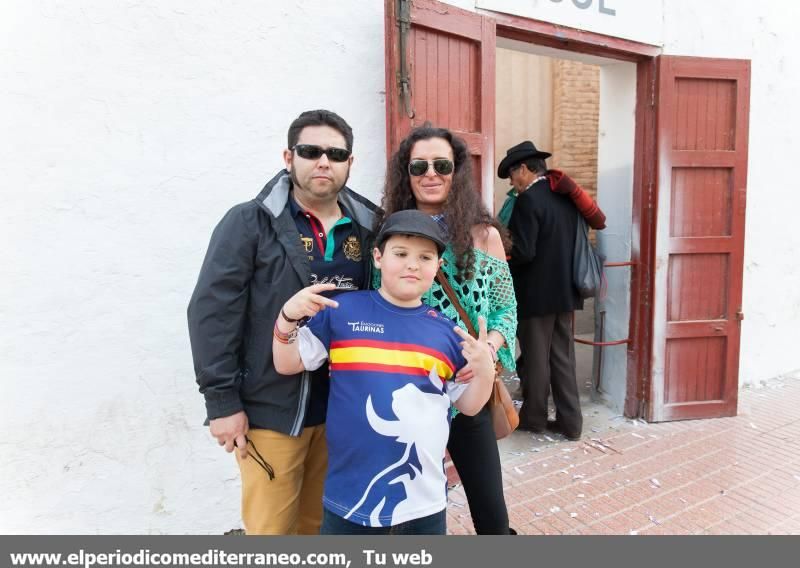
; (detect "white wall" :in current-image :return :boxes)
[0,0,386,534]
[594,62,636,412]
[661,1,800,385]
[3,0,799,535]
[494,47,553,213]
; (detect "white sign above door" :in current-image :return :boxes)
[474,0,663,46]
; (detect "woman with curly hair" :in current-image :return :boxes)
[375,124,518,534]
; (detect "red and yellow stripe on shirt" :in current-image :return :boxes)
[329,339,456,382]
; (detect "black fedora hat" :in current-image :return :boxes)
[497,141,552,179]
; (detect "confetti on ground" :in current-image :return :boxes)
[629,530,638,535]
[651,478,661,488]
[631,432,646,439]
[569,512,578,518]
[577,494,585,498]
[514,466,525,475]
[549,506,561,513]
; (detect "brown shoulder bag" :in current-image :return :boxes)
[435,269,519,439]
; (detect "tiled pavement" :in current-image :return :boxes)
[445,372,800,535]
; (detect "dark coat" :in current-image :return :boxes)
[508,178,583,318]
[187,170,379,435]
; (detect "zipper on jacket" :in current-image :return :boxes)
[289,370,310,436]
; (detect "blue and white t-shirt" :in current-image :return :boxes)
[297,290,467,527]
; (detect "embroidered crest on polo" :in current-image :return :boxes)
[343,235,362,262]
[301,237,314,253]
[347,321,385,334]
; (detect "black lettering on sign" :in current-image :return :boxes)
[599,0,616,16]
[548,0,617,16]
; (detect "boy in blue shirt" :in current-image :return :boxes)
[273,210,496,534]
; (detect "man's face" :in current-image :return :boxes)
[372,235,441,307]
[508,162,531,192]
[284,125,353,202]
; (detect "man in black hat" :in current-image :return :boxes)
[498,141,583,441]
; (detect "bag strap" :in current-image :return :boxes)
[435,269,478,339]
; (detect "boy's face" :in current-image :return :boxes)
[373,235,442,307]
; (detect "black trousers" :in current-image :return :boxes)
[447,405,510,534]
[517,312,582,436]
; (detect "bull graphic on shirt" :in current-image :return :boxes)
[344,368,451,526]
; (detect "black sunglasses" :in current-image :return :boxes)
[292,144,351,163]
[408,159,455,177]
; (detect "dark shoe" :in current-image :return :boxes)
[546,420,582,441]
[517,421,546,434]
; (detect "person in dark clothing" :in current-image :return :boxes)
[500,141,584,441]
[187,109,379,534]
[376,125,518,534]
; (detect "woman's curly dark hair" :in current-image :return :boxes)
[375,124,509,280]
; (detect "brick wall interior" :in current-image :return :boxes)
[551,60,601,202]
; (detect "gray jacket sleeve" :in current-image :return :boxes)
[187,205,257,420]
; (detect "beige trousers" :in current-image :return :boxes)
[236,425,327,535]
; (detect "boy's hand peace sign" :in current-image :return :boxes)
[453,316,495,384]
[281,283,340,322]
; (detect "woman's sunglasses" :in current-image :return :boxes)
[408,159,455,177]
[292,144,351,163]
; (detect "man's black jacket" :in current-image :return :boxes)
[187,170,379,435]
[508,177,583,319]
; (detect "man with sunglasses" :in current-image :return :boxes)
[188,109,379,534]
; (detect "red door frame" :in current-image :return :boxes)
[477,9,662,418]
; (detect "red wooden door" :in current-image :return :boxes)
[384,0,495,203]
[648,56,750,422]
